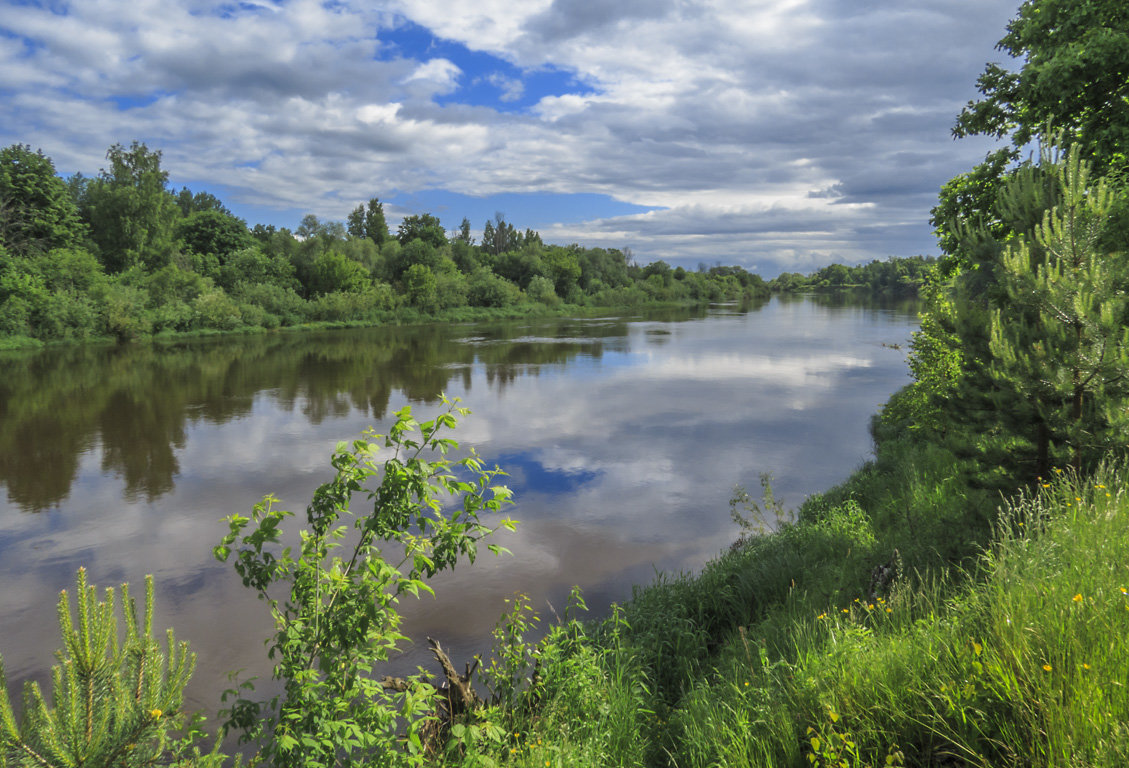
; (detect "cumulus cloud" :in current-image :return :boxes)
[0,0,1019,273]
[483,72,525,102]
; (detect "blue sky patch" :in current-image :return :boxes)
[488,450,602,498]
[379,19,596,113]
[109,93,169,111]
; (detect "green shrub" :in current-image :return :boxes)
[214,399,517,768]
[192,288,242,330]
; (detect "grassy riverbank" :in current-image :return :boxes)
[462,411,1129,767]
[0,295,757,351]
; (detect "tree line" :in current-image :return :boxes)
[0,144,770,344]
[769,255,936,295]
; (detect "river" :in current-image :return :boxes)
[0,294,917,719]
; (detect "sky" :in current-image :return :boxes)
[0,0,1021,275]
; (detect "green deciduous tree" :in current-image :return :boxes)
[402,262,439,312]
[347,198,389,246]
[956,0,1129,172]
[82,143,180,273]
[174,187,231,217]
[307,251,371,296]
[0,144,86,255]
[396,214,446,249]
[214,401,515,768]
[217,247,299,294]
[176,209,252,263]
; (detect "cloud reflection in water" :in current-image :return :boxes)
[0,298,917,716]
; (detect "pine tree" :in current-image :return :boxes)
[0,569,204,768]
[987,144,1129,476]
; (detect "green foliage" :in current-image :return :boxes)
[234,282,308,325]
[482,594,541,711]
[176,210,251,263]
[306,285,396,322]
[955,0,1129,172]
[396,213,446,249]
[217,247,299,294]
[386,239,442,283]
[0,247,106,339]
[525,275,558,305]
[192,288,243,331]
[0,568,210,768]
[768,256,936,295]
[883,273,962,432]
[214,399,516,768]
[174,187,231,218]
[347,198,389,246]
[307,251,370,296]
[465,268,521,308]
[403,263,439,313]
[98,282,153,341]
[913,138,1129,482]
[0,139,827,345]
[81,142,179,273]
[987,143,1129,474]
[0,144,86,254]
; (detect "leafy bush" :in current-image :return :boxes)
[99,282,152,341]
[465,268,521,308]
[233,282,309,325]
[525,275,559,305]
[192,288,242,330]
[214,399,516,768]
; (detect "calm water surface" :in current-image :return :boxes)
[0,295,917,716]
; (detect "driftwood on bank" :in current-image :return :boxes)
[377,636,485,756]
[427,636,482,718]
[379,637,482,714]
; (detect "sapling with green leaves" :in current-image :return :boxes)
[214,397,515,768]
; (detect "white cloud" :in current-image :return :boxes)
[0,0,1020,272]
[484,72,525,102]
[403,58,463,95]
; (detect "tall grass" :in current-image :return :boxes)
[469,433,1129,767]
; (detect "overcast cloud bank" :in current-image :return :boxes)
[0,0,1018,274]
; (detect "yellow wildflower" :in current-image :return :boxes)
[1043,664,1053,672]
[149,709,162,720]
[1072,593,1083,603]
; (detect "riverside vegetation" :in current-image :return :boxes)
[0,134,935,350]
[5,0,1129,765]
[0,140,774,349]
